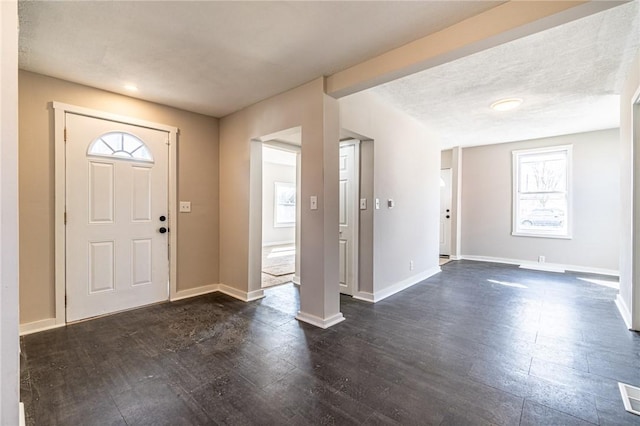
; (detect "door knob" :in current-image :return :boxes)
[159,215,166,222]
[159,227,168,234]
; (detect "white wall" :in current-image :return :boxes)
[619,50,640,330]
[1,1,20,423]
[340,91,441,299]
[461,129,620,274]
[262,160,296,246]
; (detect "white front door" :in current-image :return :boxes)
[440,168,452,256]
[339,142,359,295]
[65,113,170,322]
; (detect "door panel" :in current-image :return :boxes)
[66,113,169,322]
[89,241,115,293]
[131,167,152,221]
[89,162,115,223]
[339,143,358,295]
[440,168,452,256]
[132,239,153,286]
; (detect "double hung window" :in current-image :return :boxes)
[513,145,572,238]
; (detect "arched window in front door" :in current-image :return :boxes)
[87,131,154,163]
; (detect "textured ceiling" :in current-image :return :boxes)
[372,1,640,149]
[18,1,639,148]
[18,0,500,117]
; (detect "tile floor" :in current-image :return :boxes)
[21,260,640,425]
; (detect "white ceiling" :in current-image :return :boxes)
[18,1,640,149]
[18,0,500,117]
[372,1,640,148]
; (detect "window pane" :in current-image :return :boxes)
[513,146,571,237]
[519,155,566,193]
[517,193,567,234]
[123,133,142,153]
[275,182,296,226]
[87,132,154,163]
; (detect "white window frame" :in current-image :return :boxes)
[512,144,573,239]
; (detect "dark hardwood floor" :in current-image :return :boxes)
[21,260,640,425]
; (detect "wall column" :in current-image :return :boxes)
[0,0,21,423]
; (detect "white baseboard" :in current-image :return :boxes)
[365,267,441,303]
[449,255,461,261]
[219,284,265,302]
[519,264,565,273]
[292,275,300,285]
[460,255,619,277]
[19,402,25,426]
[353,291,375,303]
[262,240,295,247]
[19,318,65,336]
[170,283,220,302]
[296,311,345,329]
[615,294,633,330]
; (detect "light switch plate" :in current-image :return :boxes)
[360,198,367,210]
[179,201,191,213]
[375,198,380,209]
[310,196,318,210]
[388,199,395,209]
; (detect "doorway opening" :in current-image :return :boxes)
[261,143,299,289]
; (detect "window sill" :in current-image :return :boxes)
[511,231,572,240]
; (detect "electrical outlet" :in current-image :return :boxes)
[360,198,367,210]
[538,255,545,263]
[409,260,414,271]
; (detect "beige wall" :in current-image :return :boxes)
[219,78,341,324]
[19,71,220,324]
[340,91,441,296]
[461,129,620,273]
[619,51,640,329]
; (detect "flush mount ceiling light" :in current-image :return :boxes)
[490,98,523,111]
[124,84,139,92]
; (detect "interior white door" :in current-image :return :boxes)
[440,168,452,256]
[65,113,169,322]
[339,143,358,295]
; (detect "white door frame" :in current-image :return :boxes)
[339,140,360,295]
[52,102,178,326]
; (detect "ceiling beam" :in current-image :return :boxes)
[326,1,627,98]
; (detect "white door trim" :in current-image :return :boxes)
[52,101,178,326]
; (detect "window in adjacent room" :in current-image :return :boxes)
[512,145,572,238]
[274,182,296,227]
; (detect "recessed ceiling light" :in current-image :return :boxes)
[490,98,523,111]
[124,84,138,92]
